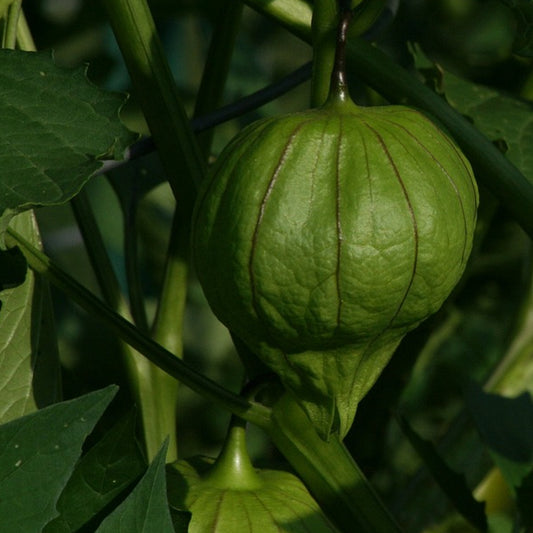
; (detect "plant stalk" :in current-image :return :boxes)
[310,0,338,107]
[6,226,273,432]
[269,394,403,533]
[193,0,244,159]
[104,0,210,461]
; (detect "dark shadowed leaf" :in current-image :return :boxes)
[0,386,117,533]
[398,416,487,531]
[43,411,146,533]
[465,382,533,490]
[95,440,174,533]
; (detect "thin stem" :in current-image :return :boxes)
[98,62,312,176]
[104,0,209,461]
[16,9,35,51]
[104,0,205,207]
[328,7,353,103]
[122,193,149,332]
[151,212,188,357]
[193,0,244,159]
[2,0,21,49]
[70,192,124,310]
[310,0,338,107]
[146,209,188,460]
[6,226,273,431]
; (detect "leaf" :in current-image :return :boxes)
[443,75,533,182]
[411,44,533,187]
[397,416,487,532]
[465,382,533,490]
[43,411,146,533]
[0,385,117,533]
[0,49,136,240]
[0,212,61,424]
[96,440,174,533]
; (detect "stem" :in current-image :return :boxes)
[310,0,338,107]
[147,211,188,461]
[193,0,244,159]
[72,189,175,460]
[104,0,210,461]
[122,193,149,332]
[2,0,21,49]
[98,62,312,176]
[6,226,273,431]
[15,9,35,51]
[151,212,188,358]
[269,394,403,533]
[328,5,353,103]
[104,0,205,206]
[70,192,123,309]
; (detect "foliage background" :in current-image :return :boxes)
[10,0,533,531]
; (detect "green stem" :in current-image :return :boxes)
[269,394,403,533]
[2,0,21,49]
[104,0,210,461]
[148,210,188,461]
[72,190,175,460]
[70,192,123,309]
[104,0,205,207]
[122,197,149,332]
[6,226,273,431]
[193,0,244,159]
[245,0,533,239]
[151,212,188,358]
[247,0,312,41]
[15,9,34,51]
[310,0,338,107]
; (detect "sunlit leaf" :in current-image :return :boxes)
[0,212,61,424]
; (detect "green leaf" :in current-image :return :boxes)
[96,440,174,533]
[411,43,533,189]
[442,75,533,183]
[0,212,61,424]
[397,416,487,532]
[0,385,117,533]
[43,411,146,533]
[465,382,533,490]
[0,49,136,239]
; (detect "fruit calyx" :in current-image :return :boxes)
[201,416,262,491]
